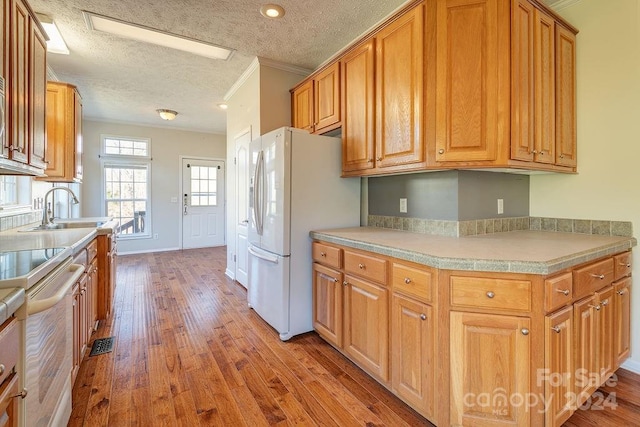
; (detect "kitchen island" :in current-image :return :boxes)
[310,227,636,427]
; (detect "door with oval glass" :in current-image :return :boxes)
[182,158,225,248]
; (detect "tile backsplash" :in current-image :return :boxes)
[368,215,633,238]
[0,210,41,232]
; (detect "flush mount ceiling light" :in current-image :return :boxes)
[157,109,178,121]
[83,11,234,60]
[260,4,285,18]
[217,103,228,110]
[36,13,70,54]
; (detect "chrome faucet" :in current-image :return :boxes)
[41,187,80,227]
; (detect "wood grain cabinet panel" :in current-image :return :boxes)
[29,22,47,169]
[312,241,342,269]
[312,263,343,347]
[613,252,632,281]
[291,80,313,132]
[596,286,615,382]
[344,249,387,284]
[314,62,340,131]
[544,305,574,427]
[450,311,531,427]
[392,262,433,303]
[573,294,598,407]
[613,277,631,367]
[9,0,29,164]
[545,272,572,312]
[573,258,613,299]
[555,24,577,168]
[450,275,532,312]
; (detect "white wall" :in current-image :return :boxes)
[530,0,640,371]
[82,120,226,254]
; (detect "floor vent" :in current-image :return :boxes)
[89,337,115,356]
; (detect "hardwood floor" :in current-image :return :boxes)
[70,247,640,426]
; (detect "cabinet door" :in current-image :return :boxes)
[0,0,7,158]
[596,286,615,381]
[29,22,47,169]
[533,8,555,164]
[314,62,340,132]
[545,305,574,427]
[375,4,424,168]
[78,273,88,357]
[72,283,80,383]
[391,293,434,419]
[555,24,576,167]
[89,258,99,335]
[343,274,388,382]
[9,0,29,163]
[613,278,631,367]
[573,295,598,407]
[435,0,504,163]
[0,373,19,426]
[74,90,83,181]
[312,263,343,347]
[292,80,314,132]
[341,39,375,173]
[450,311,530,427]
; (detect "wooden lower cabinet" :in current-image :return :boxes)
[544,305,574,427]
[98,233,117,319]
[312,263,343,347]
[573,294,598,406]
[450,311,531,427]
[343,274,389,382]
[72,281,81,383]
[391,293,434,420]
[613,277,631,365]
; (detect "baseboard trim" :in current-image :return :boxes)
[225,268,235,280]
[621,359,640,374]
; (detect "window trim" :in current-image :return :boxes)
[100,134,152,160]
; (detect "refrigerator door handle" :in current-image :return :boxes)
[248,246,279,264]
[253,150,264,235]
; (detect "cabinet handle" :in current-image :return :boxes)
[521,328,529,336]
[619,262,631,268]
[420,314,427,321]
[320,252,326,257]
[589,273,605,280]
[358,263,365,269]
[601,299,609,307]
[539,151,544,155]
[589,304,601,311]
[368,159,373,163]
[0,364,4,375]
[9,145,23,153]
[617,289,627,296]
[551,326,562,334]
[530,150,538,154]
[343,281,348,287]
[438,149,444,154]
[12,388,28,399]
[556,289,570,296]
[486,291,495,299]
[404,277,411,284]
[376,157,382,162]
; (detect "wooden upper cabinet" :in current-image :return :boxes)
[9,0,29,164]
[534,8,556,164]
[29,21,47,169]
[555,24,577,168]
[291,62,340,134]
[435,0,507,163]
[292,79,313,132]
[38,82,83,182]
[375,4,424,169]
[341,39,375,173]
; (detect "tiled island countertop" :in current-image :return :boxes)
[310,227,637,275]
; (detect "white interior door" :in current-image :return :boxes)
[182,158,225,249]
[235,129,251,287]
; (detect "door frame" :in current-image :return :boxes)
[178,155,226,250]
[234,127,252,287]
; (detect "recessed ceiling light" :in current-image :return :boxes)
[36,13,70,55]
[83,11,234,60]
[217,103,228,110]
[260,4,285,19]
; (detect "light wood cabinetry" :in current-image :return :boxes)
[291,62,340,134]
[0,318,18,427]
[97,233,117,319]
[544,305,573,427]
[450,311,531,427]
[555,25,577,168]
[72,281,81,383]
[613,277,631,366]
[37,82,83,182]
[2,0,47,172]
[312,263,343,347]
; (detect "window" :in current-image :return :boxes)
[189,165,218,206]
[101,135,151,239]
[0,176,17,206]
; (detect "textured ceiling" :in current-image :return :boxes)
[28,0,410,134]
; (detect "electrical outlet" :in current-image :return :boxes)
[400,198,408,213]
[497,199,504,215]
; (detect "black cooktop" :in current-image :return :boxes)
[0,248,67,280]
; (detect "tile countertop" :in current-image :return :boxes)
[0,287,25,324]
[310,227,638,275]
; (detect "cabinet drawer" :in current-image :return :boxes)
[573,258,614,299]
[0,319,18,386]
[450,276,532,312]
[392,262,433,303]
[86,239,98,263]
[344,250,387,284]
[545,272,573,312]
[312,242,342,269]
[73,248,88,267]
[614,252,632,281]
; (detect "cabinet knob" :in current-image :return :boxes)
[619,262,631,268]
[589,304,601,311]
[0,364,4,375]
[9,145,23,153]
[551,326,561,334]
[320,252,326,257]
[530,150,538,154]
[556,289,570,296]
[559,154,565,159]
[404,277,411,284]
[486,291,495,299]
[368,159,373,163]
[332,277,338,283]
[617,289,627,296]
[12,388,28,399]
[589,273,605,280]
[358,263,365,269]
[376,157,382,162]
[343,281,348,287]
[521,328,529,336]
[438,149,444,154]
[601,299,609,307]
[539,150,544,155]
[420,314,427,321]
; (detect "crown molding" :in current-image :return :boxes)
[46,65,59,81]
[547,0,582,11]
[224,56,311,101]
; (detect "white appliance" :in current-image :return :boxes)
[248,127,360,341]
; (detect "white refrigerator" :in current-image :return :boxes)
[248,127,360,340]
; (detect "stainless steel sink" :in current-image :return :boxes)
[21,221,106,232]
